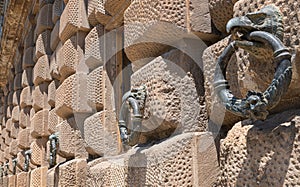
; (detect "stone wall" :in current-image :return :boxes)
[0,0,299,186]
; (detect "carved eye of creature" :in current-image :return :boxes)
[246,12,267,25]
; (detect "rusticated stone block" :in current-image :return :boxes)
[24,26,35,49]
[50,46,61,79]
[32,83,51,112]
[30,166,48,187]
[30,138,48,166]
[217,109,300,186]
[35,4,54,37]
[104,0,131,16]
[48,109,63,133]
[19,107,31,128]
[16,172,30,187]
[6,105,12,119]
[48,80,59,107]
[39,0,55,9]
[59,0,90,42]
[50,20,60,51]
[131,49,207,143]
[87,66,103,111]
[9,139,19,156]
[11,106,20,123]
[7,91,13,106]
[31,109,50,138]
[56,119,87,158]
[16,151,26,170]
[85,25,104,70]
[33,55,52,85]
[3,130,11,146]
[55,73,92,119]
[8,175,16,187]
[59,159,87,187]
[10,123,19,139]
[124,0,219,63]
[47,166,59,187]
[87,0,111,26]
[12,90,21,106]
[35,30,52,60]
[84,111,119,156]
[22,68,33,88]
[22,47,35,69]
[20,86,33,109]
[5,118,12,132]
[52,0,64,23]
[14,73,22,91]
[87,132,219,186]
[17,128,32,149]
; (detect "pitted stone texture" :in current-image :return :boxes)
[16,172,30,187]
[87,0,111,26]
[85,25,104,70]
[22,47,35,69]
[35,4,54,37]
[50,47,61,80]
[14,73,22,91]
[87,132,219,186]
[59,159,87,187]
[217,109,300,186]
[48,80,59,107]
[22,68,33,88]
[48,109,63,134]
[31,109,50,138]
[35,30,52,60]
[202,37,243,126]
[50,20,60,51]
[59,0,90,42]
[30,166,48,187]
[11,106,20,123]
[209,0,238,33]
[124,0,218,63]
[17,128,32,149]
[57,36,79,80]
[52,0,64,23]
[83,111,119,156]
[13,90,21,106]
[20,86,33,109]
[131,49,207,143]
[30,138,48,166]
[55,73,92,119]
[87,66,104,111]
[33,55,52,86]
[56,120,86,158]
[32,83,51,112]
[19,107,31,128]
[104,0,131,16]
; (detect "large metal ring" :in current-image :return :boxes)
[213,31,292,121]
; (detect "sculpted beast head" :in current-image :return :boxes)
[227,5,283,40]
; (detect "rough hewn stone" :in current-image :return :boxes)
[16,172,30,187]
[35,30,52,60]
[87,66,103,111]
[20,86,33,109]
[32,83,51,112]
[33,55,52,85]
[59,159,87,187]
[35,4,54,37]
[31,109,50,138]
[48,109,63,134]
[30,166,48,187]
[30,138,48,166]
[17,128,32,149]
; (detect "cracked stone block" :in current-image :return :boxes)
[35,4,54,37]
[50,20,60,51]
[130,49,207,143]
[124,0,219,63]
[87,66,103,111]
[10,122,19,139]
[48,109,63,133]
[17,128,32,149]
[22,68,33,88]
[56,119,88,159]
[87,132,219,186]
[12,90,21,106]
[52,0,64,23]
[50,46,61,79]
[48,80,59,107]
[35,30,52,60]
[20,86,33,109]
[32,83,51,112]
[11,106,20,123]
[30,138,48,166]
[19,107,31,128]
[9,139,19,156]
[33,55,52,85]
[31,109,50,138]
[87,0,111,26]
[59,159,87,187]
[14,73,22,91]
[22,47,35,69]
[217,109,300,186]
[55,73,92,119]
[59,0,90,42]
[16,172,30,187]
[85,25,104,70]
[83,111,119,156]
[30,166,48,187]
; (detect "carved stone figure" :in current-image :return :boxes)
[214,5,292,121]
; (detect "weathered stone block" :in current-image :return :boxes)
[55,73,92,119]
[87,0,111,26]
[10,122,19,139]
[217,109,300,186]
[50,20,60,51]
[52,0,64,23]
[59,0,90,42]
[16,172,30,187]
[20,86,33,109]
[14,73,22,91]
[87,66,103,111]
[33,55,52,85]
[47,166,59,187]
[17,128,32,149]
[9,139,19,156]
[11,106,20,123]
[22,68,34,88]
[50,46,61,79]
[85,25,104,70]
[59,159,87,187]
[35,4,54,37]
[48,79,59,107]
[12,90,21,106]
[31,109,50,138]
[30,166,48,187]
[30,138,48,166]
[22,47,35,69]
[19,107,31,128]
[8,175,16,187]
[35,30,52,60]
[32,83,51,112]
[24,26,35,49]
[48,109,63,133]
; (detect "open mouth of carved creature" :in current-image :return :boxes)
[230,27,256,41]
